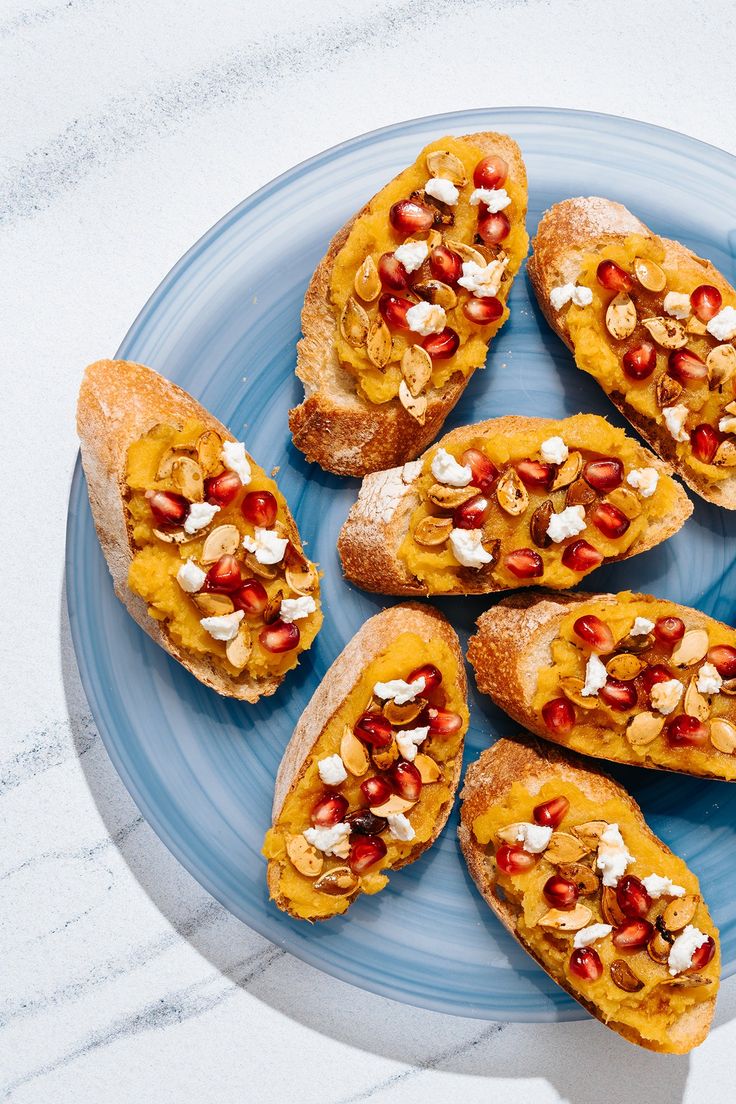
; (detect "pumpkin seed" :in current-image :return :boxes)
[445,238,486,267]
[611,959,644,993]
[551,450,583,491]
[153,527,195,545]
[686,316,708,335]
[225,626,252,670]
[340,726,369,776]
[720,678,736,697]
[244,552,278,580]
[496,468,528,515]
[642,316,688,349]
[413,280,457,309]
[648,928,673,964]
[660,973,712,989]
[684,677,711,720]
[605,292,638,340]
[565,478,597,508]
[196,430,224,475]
[383,697,426,725]
[169,457,203,501]
[193,593,234,616]
[369,794,416,817]
[617,631,655,654]
[633,256,666,292]
[710,718,736,754]
[354,255,381,302]
[571,821,609,850]
[414,753,441,783]
[671,629,709,667]
[707,344,736,390]
[398,379,427,424]
[401,344,433,397]
[601,886,627,926]
[155,446,196,481]
[544,832,587,865]
[559,677,598,710]
[606,653,646,680]
[340,296,370,347]
[427,483,476,509]
[556,862,600,896]
[605,486,642,519]
[263,589,283,625]
[530,500,554,548]
[366,316,392,368]
[538,903,592,932]
[663,894,699,932]
[314,866,359,896]
[626,711,665,747]
[496,822,529,845]
[714,440,736,467]
[201,524,241,563]
[371,740,399,771]
[286,835,323,877]
[426,149,467,185]
[285,561,318,595]
[414,515,453,547]
[656,373,683,408]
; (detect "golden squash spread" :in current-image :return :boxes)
[398,414,682,594]
[263,633,468,920]
[330,136,528,415]
[533,592,736,780]
[471,779,719,1050]
[125,420,322,682]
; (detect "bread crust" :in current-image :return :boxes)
[458,736,717,1052]
[76,358,309,701]
[527,196,736,509]
[267,602,467,918]
[290,132,528,477]
[337,415,692,596]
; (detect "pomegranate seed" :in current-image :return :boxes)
[378,252,410,291]
[542,697,576,735]
[561,540,604,572]
[543,874,579,909]
[473,154,508,189]
[505,548,544,579]
[533,796,570,829]
[573,615,614,654]
[390,761,423,801]
[583,457,624,492]
[423,327,460,360]
[691,284,722,322]
[379,294,414,330]
[496,844,537,874]
[691,424,721,464]
[204,469,241,507]
[360,776,392,806]
[597,259,633,292]
[453,492,490,529]
[259,619,300,653]
[669,348,707,386]
[612,919,654,950]
[407,663,442,693]
[233,578,268,615]
[206,554,243,593]
[145,489,189,527]
[349,835,388,874]
[310,793,348,827]
[708,645,736,678]
[389,199,434,235]
[355,712,394,748]
[429,245,462,284]
[616,876,652,918]
[591,501,630,539]
[477,210,510,244]
[623,342,657,381]
[241,490,277,528]
[345,810,387,836]
[462,448,498,492]
[516,459,554,488]
[667,715,709,747]
[569,947,603,981]
[689,935,716,971]
[654,617,685,644]
[463,295,504,325]
[599,678,638,711]
[640,664,674,695]
[424,707,463,736]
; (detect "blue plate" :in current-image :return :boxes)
[66,108,736,1020]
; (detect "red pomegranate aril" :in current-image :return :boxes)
[453,493,490,530]
[233,578,268,615]
[616,875,652,918]
[259,619,300,653]
[640,664,674,695]
[591,501,630,539]
[473,154,509,189]
[612,919,654,950]
[543,874,579,910]
[204,469,241,507]
[573,615,614,654]
[689,935,716,971]
[623,342,657,381]
[310,793,348,828]
[360,776,392,807]
[462,448,498,492]
[349,835,388,874]
[561,540,604,573]
[667,715,709,747]
[691,284,723,322]
[597,259,633,292]
[516,459,554,488]
[654,616,685,644]
[378,252,410,291]
[390,761,423,802]
[505,548,544,579]
[495,844,537,875]
[206,554,242,593]
[583,457,624,492]
[599,678,637,711]
[345,810,387,836]
[389,198,434,235]
[669,348,707,386]
[542,697,576,735]
[379,294,414,331]
[691,423,721,464]
[570,947,603,981]
[423,327,460,360]
[407,663,442,693]
[533,795,570,829]
[145,489,189,527]
[425,707,463,736]
[241,490,277,528]
[429,245,462,284]
[477,210,510,244]
[707,645,736,678]
[354,712,394,749]
[463,295,504,325]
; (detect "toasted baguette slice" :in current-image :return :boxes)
[338,414,692,596]
[289,132,528,477]
[264,602,468,920]
[528,197,736,508]
[77,359,320,701]
[468,590,736,781]
[459,737,719,1053]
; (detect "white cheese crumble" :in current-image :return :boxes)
[581,653,608,698]
[431,447,472,487]
[513,822,553,854]
[280,595,316,623]
[396,726,430,762]
[663,404,690,443]
[596,823,633,887]
[457,257,508,298]
[387,812,415,842]
[697,662,722,695]
[242,527,288,565]
[394,240,429,274]
[630,616,655,637]
[706,306,736,341]
[183,502,220,534]
[642,873,686,900]
[317,754,347,786]
[469,186,511,212]
[424,177,459,206]
[546,504,586,544]
[668,925,710,976]
[651,678,684,715]
[719,414,736,434]
[573,924,613,949]
[549,283,593,311]
[220,440,252,485]
[199,609,244,642]
[626,467,659,498]
[663,291,691,319]
[405,300,446,335]
[177,558,206,593]
[540,436,568,464]
[449,528,494,568]
[303,823,351,858]
[373,677,426,706]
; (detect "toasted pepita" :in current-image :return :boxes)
[496,822,528,845]
[286,835,323,877]
[686,316,708,335]
[371,740,400,771]
[413,279,457,309]
[605,292,637,340]
[626,711,665,746]
[383,697,426,725]
[633,256,666,292]
[398,379,427,424]
[565,478,597,508]
[720,678,736,696]
[559,677,598,710]
[642,316,688,349]
[496,468,528,515]
[426,149,467,185]
[660,973,712,989]
[571,821,609,850]
[225,627,252,670]
[684,677,711,720]
[415,753,441,783]
[285,561,318,595]
[617,631,654,653]
[538,903,592,932]
[710,718,736,754]
[401,344,433,397]
[611,959,644,993]
[169,457,204,501]
[354,255,381,302]
[196,430,223,475]
[714,440,736,467]
[671,629,709,666]
[530,500,553,548]
[445,238,486,267]
[663,894,699,932]
[340,296,370,347]
[551,450,583,490]
[414,515,453,547]
[153,527,195,545]
[263,589,283,625]
[156,446,196,481]
[244,552,278,580]
[193,592,235,616]
[201,524,241,563]
[707,344,736,390]
[427,483,476,509]
[655,373,683,409]
[314,866,359,896]
[648,928,673,964]
[556,862,600,896]
[544,832,587,865]
[426,229,443,250]
[606,653,646,680]
[340,726,370,776]
[366,315,392,368]
[601,886,627,926]
[605,486,642,519]
[370,794,416,817]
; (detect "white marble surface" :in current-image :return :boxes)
[3,1,736,1100]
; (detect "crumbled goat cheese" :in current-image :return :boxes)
[626,467,659,498]
[546,505,586,543]
[431,447,472,487]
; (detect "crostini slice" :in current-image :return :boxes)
[290,132,529,477]
[263,603,468,920]
[458,737,719,1053]
[468,590,736,782]
[337,413,691,596]
[77,359,322,701]
[528,197,736,508]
